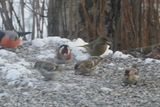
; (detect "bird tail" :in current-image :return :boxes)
[77,45,90,49]
[16,32,31,37]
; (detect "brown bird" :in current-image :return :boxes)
[34,60,64,81]
[122,44,160,59]
[78,36,111,56]
[0,30,31,48]
[123,68,139,85]
[145,44,160,59]
[74,57,105,75]
[54,45,72,64]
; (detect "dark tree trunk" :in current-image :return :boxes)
[48,0,60,36]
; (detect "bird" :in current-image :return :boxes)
[74,57,105,75]
[122,44,160,59]
[34,60,64,81]
[78,36,111,56]
[145,44,160,59]
[123,68,139,85]
[0,30,31,48]
[54,45,72,64]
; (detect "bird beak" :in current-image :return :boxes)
[106,41,112,46]
[125,75,129,79]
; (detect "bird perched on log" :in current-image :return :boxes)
[0,30,31,48]
[123,68,139,85]
[78,36,111,56]
[54,45,72,64]
[34,60,64,81]
[74,57,105,75]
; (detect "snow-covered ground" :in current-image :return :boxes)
[0,37,159,82]
[0,37,160,106]
[0,37,112,81]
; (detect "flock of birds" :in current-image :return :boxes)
[0,30,160,86]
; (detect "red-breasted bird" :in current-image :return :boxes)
[0,30,31,48]
[74,57,105,75]
[34,60,64,81]
[78,36,111,56]
[54,45,72,64]
[123,68,139,85]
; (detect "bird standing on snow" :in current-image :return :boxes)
[78,36,111,56]
[54,45,72,64]
[123,68,139,85]
[74,57,105,75]
[0,30,31,48]
[34,60,64,81]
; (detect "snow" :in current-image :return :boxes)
[99,87,112,92]
[27,82,34,87]
[108,63,115,66]
[0,49,17,57]
[22,92,29,96]
[144,58,160,64]
[144,58,154,64]
[0,93,9,98]
[32,38,46,48]
[112,51,132,59]
[0,36,159,89]
[0,57,8,64]
[52,82,62,91]
[4,63,31,80]
[155,60,160,63]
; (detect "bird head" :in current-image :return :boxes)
[124,70,130,79]
[4,31,19,41]
[34,61,41,68]
[155,44,160,51]
[59,45,71,56]
[34,61,46,69]
[98,36,112,46]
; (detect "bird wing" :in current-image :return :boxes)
[16,32,31,37]
[145,51,159,58]
[84,60,95,69]
[86,42,95,49]
[42,65,57,72]
[78,44,93,49]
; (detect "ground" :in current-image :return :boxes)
[0,37,160,107]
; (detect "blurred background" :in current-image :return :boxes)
[0,0,159,51]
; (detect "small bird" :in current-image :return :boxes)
[54,45,72,64]
[145,44,160,59]
[78,36,111,56]
[74,57,105,75]
[123,68,139,85]
[0,30,31,48]
[123,44,160,59]
[34,60,64,81]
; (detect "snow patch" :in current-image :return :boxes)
[99,87,112,92]
[112,51,132,59]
